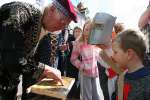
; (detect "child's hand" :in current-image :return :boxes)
[100,50,112,64]
[96,44,109,49]
[100,50,123,75]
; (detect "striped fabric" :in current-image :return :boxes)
[70,41,100,77]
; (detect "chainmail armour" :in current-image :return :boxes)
[142,24,150,53]
[141,24,150,67]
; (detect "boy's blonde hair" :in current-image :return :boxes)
[114,29,146,60]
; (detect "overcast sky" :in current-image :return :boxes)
[0,0,148,29]
[76,0,148,30]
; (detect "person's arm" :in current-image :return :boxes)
[138,5,150,29]
[70,42,84,70]
[97,51,110,69]
[21,60,63,84]
[30,62,63,85]
[100,50,123,75]
[42,64,63,85]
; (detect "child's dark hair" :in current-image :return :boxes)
[114,29,146,60]
[73,26,82,33]
[114,23,124,34]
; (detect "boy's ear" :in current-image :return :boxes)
[127,49,134,60]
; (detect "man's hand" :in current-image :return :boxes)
[43,65,64,85]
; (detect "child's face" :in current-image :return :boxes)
[74,29,82,39]
[112,41,128,67]
[83,22,92,40]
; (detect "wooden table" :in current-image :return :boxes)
[27,76,75,100]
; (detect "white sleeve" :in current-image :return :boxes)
[98,56,110,69]
[97,50,110,69]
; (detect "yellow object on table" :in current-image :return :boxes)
[27,76,75,100]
